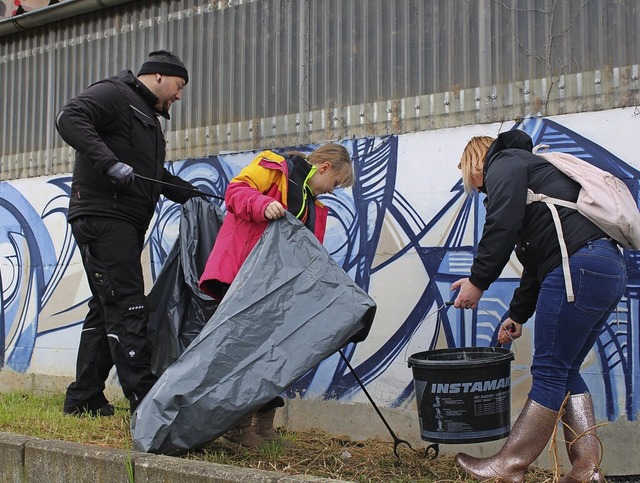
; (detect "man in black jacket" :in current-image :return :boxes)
[56,50,201,415]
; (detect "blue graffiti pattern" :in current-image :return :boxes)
[1,120,638,421]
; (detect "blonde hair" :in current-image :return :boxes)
[286,143,354,188]
[458,136,494,195]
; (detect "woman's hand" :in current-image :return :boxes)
[264,201,286,220]
[450,277,484,309]
[498,317,522,345]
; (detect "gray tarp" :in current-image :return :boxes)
[131,213,376,455]
[146,198,225,376]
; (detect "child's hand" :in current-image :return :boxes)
[264,201,286,220]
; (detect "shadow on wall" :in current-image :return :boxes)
[0,0,59,18]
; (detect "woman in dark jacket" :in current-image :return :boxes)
[451,130,627,482]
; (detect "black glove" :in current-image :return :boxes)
[106,162,135,188]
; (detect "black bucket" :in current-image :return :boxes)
[407,347,514,444]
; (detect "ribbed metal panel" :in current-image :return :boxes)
[1,0,639,180]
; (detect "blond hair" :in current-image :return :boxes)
[458,136,494,195]
[286,143,354,188]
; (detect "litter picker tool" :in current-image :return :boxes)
[338,349,416,459]
[134,173,224,201]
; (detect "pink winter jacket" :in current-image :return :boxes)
[198,150,328,300]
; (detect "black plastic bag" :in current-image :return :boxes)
[146,197,225,376]
[132,213,376,454]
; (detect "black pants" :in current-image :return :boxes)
[64,216,157,414]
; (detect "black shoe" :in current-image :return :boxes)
[64,404,115,417]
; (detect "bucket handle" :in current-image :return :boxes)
[403,301,452,363]
[404,301,517,363]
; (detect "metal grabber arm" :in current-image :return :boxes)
[338,349,417,459]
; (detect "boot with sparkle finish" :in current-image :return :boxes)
[455,398,559,483]
[559,393,603,483]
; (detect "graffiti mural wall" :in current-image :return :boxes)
[1,108,639,422]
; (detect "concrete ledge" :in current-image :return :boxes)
[0,432,32,483]
[0,432,348,483]
[135,455,349,482]
[24,438,143,483]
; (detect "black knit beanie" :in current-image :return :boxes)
[137,50,189,84]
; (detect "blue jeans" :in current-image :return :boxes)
[529,238,627,411]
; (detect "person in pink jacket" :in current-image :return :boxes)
[199,142,354,448]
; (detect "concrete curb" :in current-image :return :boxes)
[0,432,351,483]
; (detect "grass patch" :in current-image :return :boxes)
[0,390,554,482]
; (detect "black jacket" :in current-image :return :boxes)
[56,70,197,231]
[468,130,605,323]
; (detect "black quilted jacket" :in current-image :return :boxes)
[56,70,196,231]
[468,130,604,322]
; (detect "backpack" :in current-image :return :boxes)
[526,145,640,302]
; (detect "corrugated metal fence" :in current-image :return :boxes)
[1,0,639,180]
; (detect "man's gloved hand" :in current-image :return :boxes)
[106,162,135,188]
